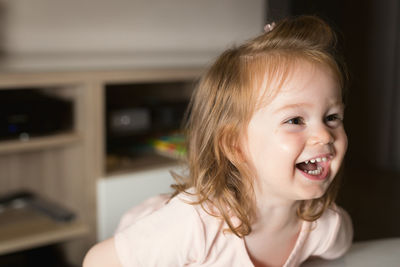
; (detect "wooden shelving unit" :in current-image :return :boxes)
[0,206,88,255]
[0,132,81,154]
[0,64,204,264]
[0,70,97,264]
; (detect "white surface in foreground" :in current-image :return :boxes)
[303,238,400,267]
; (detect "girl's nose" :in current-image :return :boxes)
[307,125,334,146]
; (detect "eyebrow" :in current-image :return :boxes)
[273,103,312,114]
[274,102,345,114]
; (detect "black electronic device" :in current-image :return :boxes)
[0,89,73,140]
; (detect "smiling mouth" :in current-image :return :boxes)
[296,156,332,180]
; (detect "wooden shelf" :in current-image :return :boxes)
[0,207,89,255]
[0,132,81,154]
[0,66,203,264]
[106,153,179,176]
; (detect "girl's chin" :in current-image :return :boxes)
[297,183,331,200]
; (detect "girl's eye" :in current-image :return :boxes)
[325,114,343,125]
[285,117,305,125]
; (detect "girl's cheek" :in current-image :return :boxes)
[275,131,305,153]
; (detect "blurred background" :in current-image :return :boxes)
[0,0,399,266]
[0,0,265,70]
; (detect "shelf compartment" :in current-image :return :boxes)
[105,79,194,176]
[0,206,89,256]
[0,132,81,154]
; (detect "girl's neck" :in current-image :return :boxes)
[252,193,301,233]
[245,197,303,267]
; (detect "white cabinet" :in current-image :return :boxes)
[97,165,178,241]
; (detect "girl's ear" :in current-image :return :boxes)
[218,125,246,164]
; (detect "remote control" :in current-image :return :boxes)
[29,197,76,222]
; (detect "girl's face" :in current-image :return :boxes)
[243,61,347,202]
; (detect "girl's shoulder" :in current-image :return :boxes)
[115,193,171,233]
[113,191,228,266]
[303,204,353,260]
[115,190,220,233]
[313,204,352,236]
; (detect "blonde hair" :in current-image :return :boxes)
[172,15,348,237]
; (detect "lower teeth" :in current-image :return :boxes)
[305,166,322,175]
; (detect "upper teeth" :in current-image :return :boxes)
[304,157,328,164]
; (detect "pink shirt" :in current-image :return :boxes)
[114,193,353,267]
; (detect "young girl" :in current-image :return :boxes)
[84,15,353,267]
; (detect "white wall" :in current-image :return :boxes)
[0,0,265,54]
